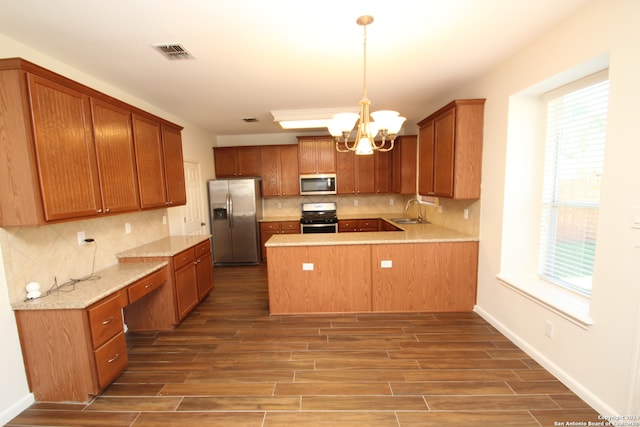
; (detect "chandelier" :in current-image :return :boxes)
[329,15,406,155]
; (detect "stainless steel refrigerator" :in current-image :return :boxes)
[208,178,263,265]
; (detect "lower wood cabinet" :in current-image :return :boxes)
[15,290,129,402]
[120,238,214,329]
[260,221,300,260]
[266,241,478,314]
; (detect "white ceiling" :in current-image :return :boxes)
[0,0,592,136]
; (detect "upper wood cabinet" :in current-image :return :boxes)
[0,58,185,226]
[297,136,336,174]
[91,98,140,214]
[336,146,375,195]
[392,135,417,194]
[213,146,261,177]
[260,145,299,197]
[418,99,484,199]
[161,126,187,206]
[374,141,393,194]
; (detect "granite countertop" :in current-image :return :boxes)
[12,262,168,311]
[116,235,211,258]
[265,215,477,247]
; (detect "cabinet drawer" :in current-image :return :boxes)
[195,240,211,258]
[338,220,357,232]
[358,219,378,231]
[127,266,168,304]
[280,221,300,232]
[174,247,196,270]
[94,331,128,389]
[87,292,124,349]
[260,222,279,232]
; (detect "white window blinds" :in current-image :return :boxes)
[538,72,609,295]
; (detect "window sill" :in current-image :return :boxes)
[496,274,594,329]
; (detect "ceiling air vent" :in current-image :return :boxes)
[152,43,195,60]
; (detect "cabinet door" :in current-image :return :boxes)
[162,126,187,206]
[133,114,167,208]
[174,263,199,321]
[315,137,336,173]
[418,120,435,196]
[336,147,355,194]
[213,147,238,177]
[196,251,214,300]
[297,138,317,174]
[374,146,393,193]
[236,147,261,176]
[27,73,102,221]
[260,147,280,197]
[355,154,375,194]
[433,108,456,197]
[90,98,140,214]
[392,135,417,194]
[279,145,299,196]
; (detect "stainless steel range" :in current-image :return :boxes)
[300,202,338,234]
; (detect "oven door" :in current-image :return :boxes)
[301,223,338,234]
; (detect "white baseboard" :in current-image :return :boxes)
[0,393,34,426]
[474,305,617,416]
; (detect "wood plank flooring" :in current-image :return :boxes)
[7,264,601,426]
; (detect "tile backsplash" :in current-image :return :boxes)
[263,194,480,236]
[0,210,169,304]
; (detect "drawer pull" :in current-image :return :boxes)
[102,316,114,326]
[144,283,153,289]
[107,353,120,363]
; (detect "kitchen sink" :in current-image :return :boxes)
[391,218,421,224]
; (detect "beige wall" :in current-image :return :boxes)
[427,0,639,415]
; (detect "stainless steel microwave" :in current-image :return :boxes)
[299,174,337,195]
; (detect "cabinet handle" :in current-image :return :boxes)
[144,283,153,289]
[96,209,102,214]
[104,208,110,213]
[107,353,120,363]
[102,316,114,325]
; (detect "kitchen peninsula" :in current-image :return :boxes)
[265,218,478,314]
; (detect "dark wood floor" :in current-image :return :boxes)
[8,264,600,426]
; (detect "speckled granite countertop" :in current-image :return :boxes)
[12,262,168,310]
[116,235,211,258]
[265,216,477,247]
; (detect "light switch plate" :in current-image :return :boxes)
[380,260,392,268]
[302,263,314,271]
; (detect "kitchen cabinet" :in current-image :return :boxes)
[119,238,214,328]
[259,221,300,260]
[260,145,299,197]
[15,291,128,402]
[374,144,394,193]
[418,99,484,199]
[213,146,262,177]
[338,219,379,232]
[297,136,336,174]
[336,145,375,194]
[133,115,186,209]
[266,240,478,314]
[0,58,185,226]
[267,244,372,314]
[392,135,417,194]
[372,242,478,312]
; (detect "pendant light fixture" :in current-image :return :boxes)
[329,15,406,155]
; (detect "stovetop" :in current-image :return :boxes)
[300,202,338,224]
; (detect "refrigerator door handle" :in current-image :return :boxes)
[227,193,233,228]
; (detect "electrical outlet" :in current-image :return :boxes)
[353,199,359,207]
[277,202,282,209]
[302,263,314,271]
[162,215,167,225]
[463,208,469,220]
[545,320,555,338]
[77,231,86,245]
[389,198,394,206]
[125,222,132,234]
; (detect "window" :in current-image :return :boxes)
[538,72,609,295]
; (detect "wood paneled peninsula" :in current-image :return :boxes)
[265,219,478,315]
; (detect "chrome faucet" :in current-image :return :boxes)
[405,198,424,223]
